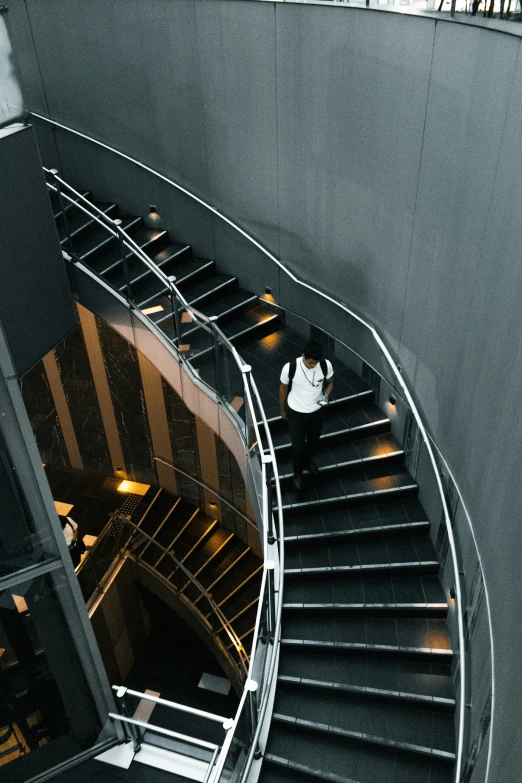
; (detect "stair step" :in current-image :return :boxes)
[180,528,234,584]
[92,228,168,276]
[280,466,418,515]
[53,190,92,218]
[283,498,429,541]
[278,648,454,704]
[58,201,117,241]
[276,433,403,481]
[186,542,251,604]
[272,680,455,759]
[277,674,455,709]
[188,312,281,361]
[284,533,439,578]
[181,274,239,308]
[264,725,454,783]
[272,411,391,454]
[80,215,142,262]
[281,613,452,660]
[283,573,446,615]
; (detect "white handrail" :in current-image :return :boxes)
[36,114,465,781]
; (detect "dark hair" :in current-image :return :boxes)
[59,515,68,530]
[302,341,324,361]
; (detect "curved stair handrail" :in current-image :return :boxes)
[35,113,465,782]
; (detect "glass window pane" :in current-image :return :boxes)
[0,429,61,580]
[0,570,102,781]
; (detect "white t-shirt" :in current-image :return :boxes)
[281,357,333,413]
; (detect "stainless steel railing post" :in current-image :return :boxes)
[209,316,223,400]
[115,686,141,752]
[115,219,132,301]
[49,168,76,260]
[168,275,182,346]
[263,455,275,545]
[266,561,276,645]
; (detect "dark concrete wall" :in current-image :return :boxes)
[0,124,77,376]
[6,2,522,780]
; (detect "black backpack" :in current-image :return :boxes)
[287,358,328,393]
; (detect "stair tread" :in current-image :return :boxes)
[280,465,417,511]
[277,433,402,479]
[57,200,116,237]
[182,273,237,302]
[219,306,277,337]
[283,573,446,608]
[278,648,454,702]
[281,614,452,654]
[284,498,427,540]
[199,288,257,316]
[79,215,141,258]
[284,533,438,573]
[181,527,231,574]
[271,403,390,450]
[90,228,167,274]
[265,725,454,783]
[272,686,455,755]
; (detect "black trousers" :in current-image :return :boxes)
[287,406,324,475]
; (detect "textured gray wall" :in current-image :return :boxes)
[6,2,522,780]
[0,124,77,376]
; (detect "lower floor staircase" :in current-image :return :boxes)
[128,488,262,656]
[48,183,456,783]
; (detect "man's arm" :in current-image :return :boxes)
[279,382,289,419]
[324,377,334,398]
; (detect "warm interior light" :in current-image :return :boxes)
[54,501,74,516]
[141,304,164,315]
[258,332,281,350]
[389,394,397,406]
[117,480,151,495]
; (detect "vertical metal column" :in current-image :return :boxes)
[114,219,132,301]
[49,169,75,260]
[168,275,182,347]
[115,686,141,752]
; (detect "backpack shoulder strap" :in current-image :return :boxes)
[287,359,297,392]
[320,358,327,377]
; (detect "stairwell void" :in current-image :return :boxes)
[47,180,457,783]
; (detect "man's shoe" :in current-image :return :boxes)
[292,472,303,492]
[307,459,319,477]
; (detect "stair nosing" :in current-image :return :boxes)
[281,484,418,512]
[277,674,456,708]
[282,601,448,611]
[284,560,439,576]
[284,520,430,543]
[280,638,453,656]
[277,450,405,482]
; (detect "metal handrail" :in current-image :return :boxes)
[35,120,465,779]
[108,713,219,750]
[111,685,231,725]
[153,457,257,531]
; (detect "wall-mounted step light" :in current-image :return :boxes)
[145,204,161,230]
[389,394,397,406]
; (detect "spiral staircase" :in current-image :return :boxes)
[50,187,456,783]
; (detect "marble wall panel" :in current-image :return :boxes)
[96,317,155,484]
[215,434,247,540]
[53,325,112,475]
[19,361,69,469]
[162,378,203,508]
